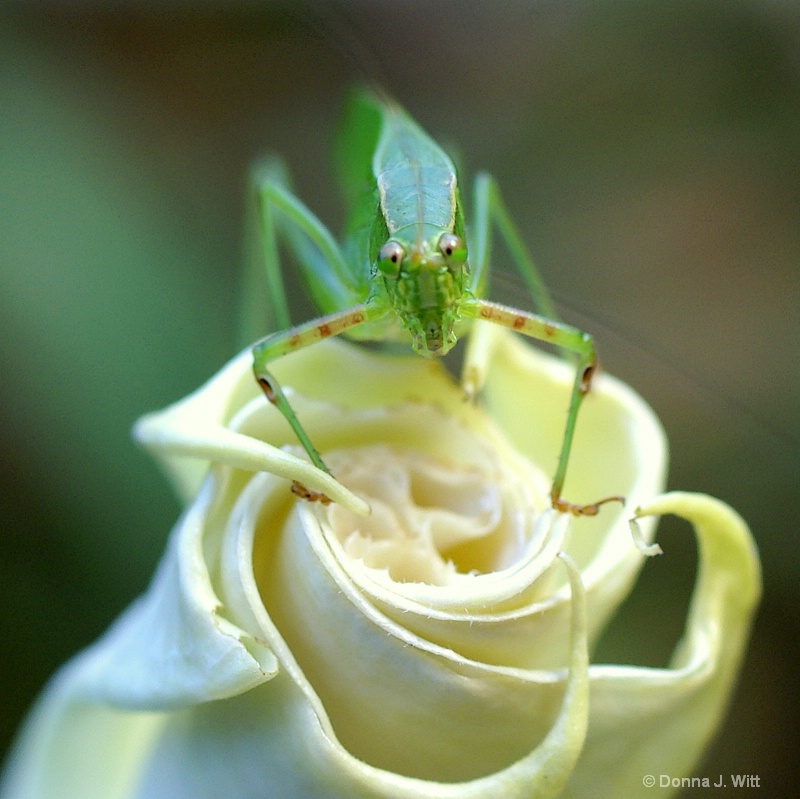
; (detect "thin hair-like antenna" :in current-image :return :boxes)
[296,0,390,92]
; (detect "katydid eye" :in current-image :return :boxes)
[378,240,405,274]
[438,233,466,263]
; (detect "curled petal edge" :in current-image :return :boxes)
[132,349,369,515]
[561,491,761,799]
[312,551,589,799]
[0,544,589,799]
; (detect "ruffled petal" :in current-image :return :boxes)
[0,470,275,799]
[4,334,755,799]
[562,492,761,798]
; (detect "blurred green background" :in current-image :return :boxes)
[1,2,797,796]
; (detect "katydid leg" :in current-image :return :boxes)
[461,299,623,516]
[250,160,376,502]
[463,173,562,398]
[252,302,386,500]
[252,160,366,319]
[468,173,559,322]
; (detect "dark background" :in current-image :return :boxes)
[1,2,798,796]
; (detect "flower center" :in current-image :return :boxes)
[313,444,547,586]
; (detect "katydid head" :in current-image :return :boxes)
[377,231,468,357]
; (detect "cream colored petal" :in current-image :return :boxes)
[307,553,590,799]
[133,347,369,514]
[70,546,584,799]
[0,669,164,799]
[132,347,255,503]
[122,513,590,799]
[210,411,593,795]
[2,413,589,799]
[335,330,668,670]
[0,469,276,799]
[132,338,516,515]
[253,485,566,780]
[476,328,668,650]
[3,334,678,799]
[561,492,761,798]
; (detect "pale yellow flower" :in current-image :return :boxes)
[0,330,760,798]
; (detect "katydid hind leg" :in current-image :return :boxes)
[250,159,296,333]
[238,160,292,345]
[252,159,365,320]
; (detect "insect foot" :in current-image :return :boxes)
[552,492,626,517]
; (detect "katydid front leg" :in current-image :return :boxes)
[461,299,624,517]
[462,174,623,516]
[252,302,385,503]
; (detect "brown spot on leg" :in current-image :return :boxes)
[318,323,332,338]
[580,363,596,394]
[257,377,278,404]
[291,480,332,505]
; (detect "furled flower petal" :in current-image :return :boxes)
[562,492,761,798]
[0,331,759,798]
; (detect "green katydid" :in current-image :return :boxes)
[251,89,622,516]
